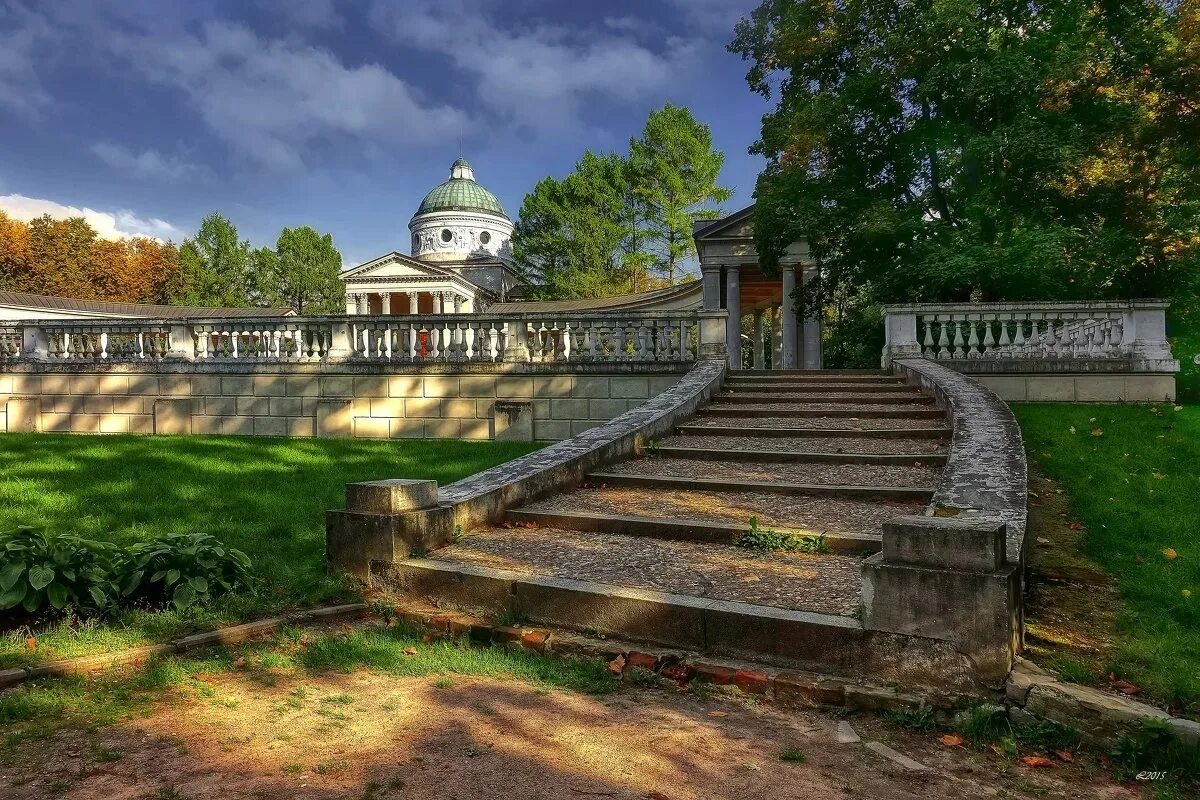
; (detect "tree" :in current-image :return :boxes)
[252,226,345,313]
[629,104,732,284]
[731,0,1200,361]
[0,211,31,291]
[174,213,254,307]
[514,105,731,299]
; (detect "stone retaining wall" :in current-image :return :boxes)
[0,364,686,442]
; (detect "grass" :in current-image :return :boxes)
[1013,404,1200,714]
[0,622,616,743]
[0,433,541,667]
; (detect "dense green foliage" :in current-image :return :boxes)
[175,213,346,312]
[1014,404,1200,714]
[732,1,1200,364]
[250,226,346,314]
[0,434,542,666]
[513,104,730,298]
[118,532,253,611]
[0,528,118,614]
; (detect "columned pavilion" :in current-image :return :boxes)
[693,206,822,370]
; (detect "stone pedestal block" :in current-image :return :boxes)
[346,479,439,515]
[5,397,40,432]
[491,400,533,442]
[153,398,192,435]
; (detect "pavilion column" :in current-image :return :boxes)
[724,264,741,370]
[356,293,370,315]
[771,306,783,369]
[781,267,798,369]
[752,310,766,370]
[380,292,391,315]
[800,268,823,369]
[433,292,444,314]
[407,292,419,314]
[701,264,722,311]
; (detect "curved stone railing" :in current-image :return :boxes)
[326,357,728,576]
[863,357,1028,683]
[893,357,1028,563]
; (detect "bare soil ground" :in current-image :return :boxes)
[0,668,1145,800]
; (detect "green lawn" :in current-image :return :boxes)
[0,433,541,667]
[1014,404,1200,714]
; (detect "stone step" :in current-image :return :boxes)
[677,423,952,439]
[377,556,870,671]
[651,444,948,466]
[585,471,934,502]
[735,369,890,376]
[701,405,946,420]
[519,485,922,538]
[505,508,882,554]
[718,390,934,404]
[726,375,905,385]
[661,433,948,456]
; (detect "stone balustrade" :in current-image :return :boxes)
[1,311,711,366]
[882,301,1179,401]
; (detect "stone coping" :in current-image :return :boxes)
[883,299,1171,313]
[0,360,695,377]
[436,359,727,529]
[932,359,1179,376]
[892,358,1028,565]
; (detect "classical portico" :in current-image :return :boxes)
[341,252,481,315]
[694,206,822,370]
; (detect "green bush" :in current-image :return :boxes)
[117,533,253,610]
[0,528,119,614]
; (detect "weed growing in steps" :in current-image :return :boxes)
[739,517,830,554]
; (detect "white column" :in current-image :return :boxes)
[701,265,722,311]
[408,292,419,314]
[433,292,444,314]
[357,293,370,315]
[380,292,391,315]
[752,310,766,370]
[771,306,783,369]
[781,267,798,369]
[725,265,741,370]
[800,268,822,369]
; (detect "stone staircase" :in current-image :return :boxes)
[377,369,955,676]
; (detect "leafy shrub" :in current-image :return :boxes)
[739,517,830,554]
[0,528,118,614]
[116,533,253,610]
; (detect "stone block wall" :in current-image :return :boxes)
[971,373,1176,403]
[0,367,685,441]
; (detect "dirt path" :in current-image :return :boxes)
[0,669,1143,800]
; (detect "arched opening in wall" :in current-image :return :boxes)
[440,229,453,243]
[479,231,491,245]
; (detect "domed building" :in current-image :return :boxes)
[341,158,524,314]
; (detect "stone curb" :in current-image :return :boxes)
[382,599,961,714]
[1004,658,1199,749]
[0,603,368,690]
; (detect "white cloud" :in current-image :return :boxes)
[0,194,185,242]
[108,20,471,172]
[89,142,205,182]
[372,1,706,131]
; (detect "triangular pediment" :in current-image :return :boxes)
[693,205,755,240]
[341,252,459,281]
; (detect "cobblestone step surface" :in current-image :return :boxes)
[715,391,934,404]
[429,525,865,616]
[656,433,949,455]
[701,404,945,419]
[602,456,940,488]
[684,415,949,431]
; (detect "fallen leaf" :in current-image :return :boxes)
[1091,428,1103,437]
[403,648,418,656]
[233,657,246,669]
[192,673,215,683]
[1183,589,1193,599]
[1135,555,1145,564]
[1022,755,1054,768]
[1054,750,1074,763]
[1069,426,1077,434]
[1068,522,1084,531]
[24,637,36,650]
[607,655,626,675]
[1174,406,1184,412]
[990,744,1006,757]
[1108,674,1142,695]
[1153,472,1167,480]
[938,734,965,747]
[1163,548,1179,560]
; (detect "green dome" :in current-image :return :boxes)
[414,158,508,218]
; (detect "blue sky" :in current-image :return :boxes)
[0,0,769,266]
